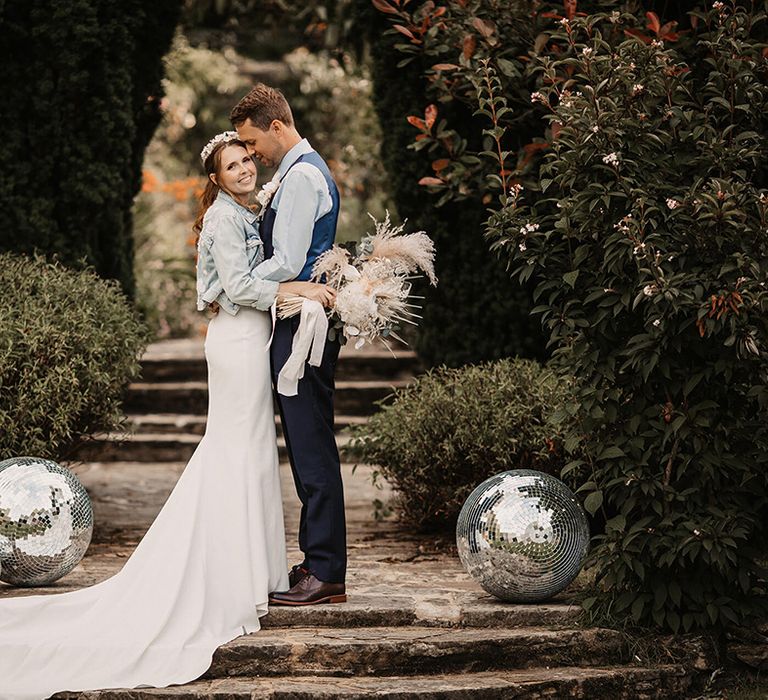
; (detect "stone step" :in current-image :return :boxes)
[126,414,368,437]
[52,665,693,699]
[260,596,581,630]
[204,626,627,679]
[124,380,406,416]
[76,434,352,464]
[139,350,420,384]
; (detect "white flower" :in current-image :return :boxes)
[255,173,282,217]
[531,91,548,104]
[759,192,768,204]
[602,152,620,167]
[510,183,524,195]
[653,319,661,327]
[712,1,725,11]
[651,39,664,49]
[631,84,645,96]
[643,284,658,296]
[591,125,599,133]
[518,242,527,252]
[560,17,570,26]
[582,47,594,58]
[609,10,621,23]
[666,198,680,210]
[634,243,647,255]
[737,276,748,285]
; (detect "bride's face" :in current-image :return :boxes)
[212,144,257,197]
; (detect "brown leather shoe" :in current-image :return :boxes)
[288,563,310,588]
[269,574,346,606]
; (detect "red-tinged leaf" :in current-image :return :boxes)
[371,0,399,15]
[393,24,416,40]
[432,7,447,18]
[418,176,444,186]
[472,17,496,38]
[431,158,451,172]
[432,63,460,71]
[415,134,428,141]
[564,0,577,20]
[424,104,438,129]
[624,28,653,44]
[763,47,768,58]
[463,34,476,60]
[407,115,427,130]
[540,12,563,19]
[691,14,699,29]
[646,11,661,35]
[660,20,678,36]
[551,121,562,140]
[523,142,549,155]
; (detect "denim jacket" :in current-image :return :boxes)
[196,191,279,315]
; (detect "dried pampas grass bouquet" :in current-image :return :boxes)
[277,212,437,350]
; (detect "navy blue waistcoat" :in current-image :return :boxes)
[260,151,340,281]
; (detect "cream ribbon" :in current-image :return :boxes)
[277,298,328,396]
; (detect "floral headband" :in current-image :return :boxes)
[200,130,239,164]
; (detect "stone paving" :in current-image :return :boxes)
[0,339,707,698]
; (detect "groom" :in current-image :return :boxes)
[230,84,347,606]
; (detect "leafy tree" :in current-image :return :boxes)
[487,3,768,632]
[360,0,547,366]
[0,0,182,295]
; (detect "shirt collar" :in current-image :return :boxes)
[277,138,313,179]
[216,190,258,224]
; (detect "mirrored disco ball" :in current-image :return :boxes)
[456,469,589,602]
[0,456,93,586]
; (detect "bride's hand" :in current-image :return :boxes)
[279,281,337,308]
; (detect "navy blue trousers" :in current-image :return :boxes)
[271,316,346,584]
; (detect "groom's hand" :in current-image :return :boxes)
[301,284,336,308]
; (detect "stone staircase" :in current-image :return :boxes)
[54,339,705,698]
[77,339,417,464]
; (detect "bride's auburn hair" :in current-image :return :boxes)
[192,137,247,240]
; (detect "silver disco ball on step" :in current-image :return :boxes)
[0,457,93,586]
[456,470,589,602]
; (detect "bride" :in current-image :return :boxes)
[0,132,335,699]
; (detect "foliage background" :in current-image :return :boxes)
[0,255,147,461]
[0,0,182,296]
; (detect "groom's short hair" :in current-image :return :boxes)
[230,84,294,130]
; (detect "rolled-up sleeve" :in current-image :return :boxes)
[209,213,279,310]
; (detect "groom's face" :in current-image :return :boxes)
[235,119,283,168]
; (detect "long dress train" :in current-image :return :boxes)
[0,307,289,700]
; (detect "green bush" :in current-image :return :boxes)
[348,358,572,530]
[487,5,768,632]
[359,1,546,367]
[0,255,149,461]
[0,0,181,295]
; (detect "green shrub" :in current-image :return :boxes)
[348,358,572,530]
[486,5,768,632]
[0,0,181,295]
[0,255,149,461]
[359,1,546,367]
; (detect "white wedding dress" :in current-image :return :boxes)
[0,307,289,699]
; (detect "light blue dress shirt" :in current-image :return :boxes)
[251,139,334,282]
